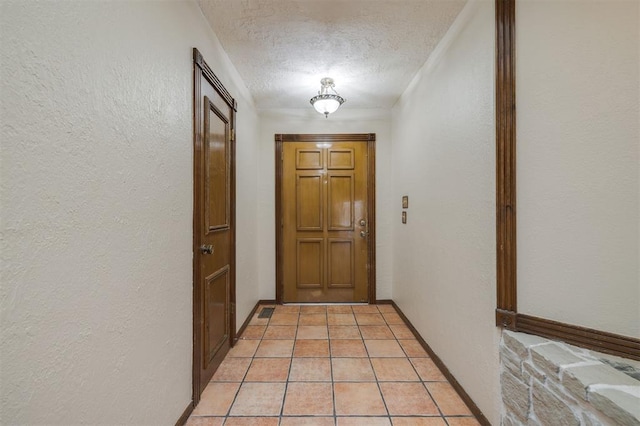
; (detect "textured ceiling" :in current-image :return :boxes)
[197,0,467,110]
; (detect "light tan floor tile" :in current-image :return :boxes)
[192,382,240,416]
[398,340,428,357]
[244,358,291,382]
[249,314,270,326]
[381,312,405,325]
[352,305,381,314]
[223,417,279,426]
[185,416,225,426]
[380,382,439,416]
[227,339,260,357]
[282,382,334,415]
[229,382,286,416]
[330,339,368,357]
[364,340,406,357]
[337,417,392,425]
[254,339,294,357]
[293,339,330,357]
[275,305,300,314]
[280,417,335,425]
[334,382,387,416]
[289,357,332,381]
[445,418,481,426]
[263,325,297,339]
[411,358,446,382]
[300,305,328,314]
[389,324,414,339]
[329,325,362,339]
[327,305,354,314]
[391,418,447,425]
[371,358,420,382]
[297,325,328,339]
[359,325,395,339]
[328,313,357,325]
[299,314,328,326]
[377,304,397,313]
[270,313,299,325]
[355,313,386,325]
[241,325,266,339]
[425,383,472,416]
[211,357,251,382]
[332,358,376,381]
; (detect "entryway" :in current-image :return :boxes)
[275,134,377,303]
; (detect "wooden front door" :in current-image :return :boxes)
[193,48,236,402]
[276,134,376,303]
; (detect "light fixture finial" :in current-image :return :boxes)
[310,77,345,118]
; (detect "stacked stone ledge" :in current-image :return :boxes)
[500,330,640,426]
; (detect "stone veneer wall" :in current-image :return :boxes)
[500,330,640,425]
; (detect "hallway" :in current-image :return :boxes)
[187,304,479,426]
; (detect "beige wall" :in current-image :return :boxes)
[391,1,501,423]
[516,0,639,337]
[257,109,394,301]
[0,1,260,423]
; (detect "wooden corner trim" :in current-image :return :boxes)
[496,309,517,330]
[495,0,517,314]
[392,302,491,426]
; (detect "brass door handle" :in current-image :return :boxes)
[360,231,368,238]
[200,244,214,255]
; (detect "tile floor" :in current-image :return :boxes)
[187,304,480,426]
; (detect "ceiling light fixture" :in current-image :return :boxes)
[310,77,345,118]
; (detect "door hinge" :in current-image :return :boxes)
[230,303,235,315]
[230,129,236,141]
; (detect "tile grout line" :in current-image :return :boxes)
[362,305,392,422]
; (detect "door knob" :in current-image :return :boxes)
[200,244,214,255]
[360,231,368,238]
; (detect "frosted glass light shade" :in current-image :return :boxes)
[312,96,341,115]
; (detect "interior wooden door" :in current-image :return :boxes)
[278,134,375,303]
[193,48,236,402]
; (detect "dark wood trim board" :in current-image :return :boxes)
[493,0,639,360]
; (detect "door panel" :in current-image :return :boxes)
[193,48,236,402]
[204,266,230,366]
[204,98,230,232]
[296,239,324,288]
[296,175,323,230]
[328,174,354,230]
[281,138,370,303]
[328,239,354,288]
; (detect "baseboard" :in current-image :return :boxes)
[174,400,194,426]
[390,301,491,426]
[235,299,276,343]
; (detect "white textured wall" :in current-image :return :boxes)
[257,109,393,301]
[0,1,260,424]
[391,1,500,424]
[517,0,639,338]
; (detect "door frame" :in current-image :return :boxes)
[275,133,376,304]
[192,47,237,406]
